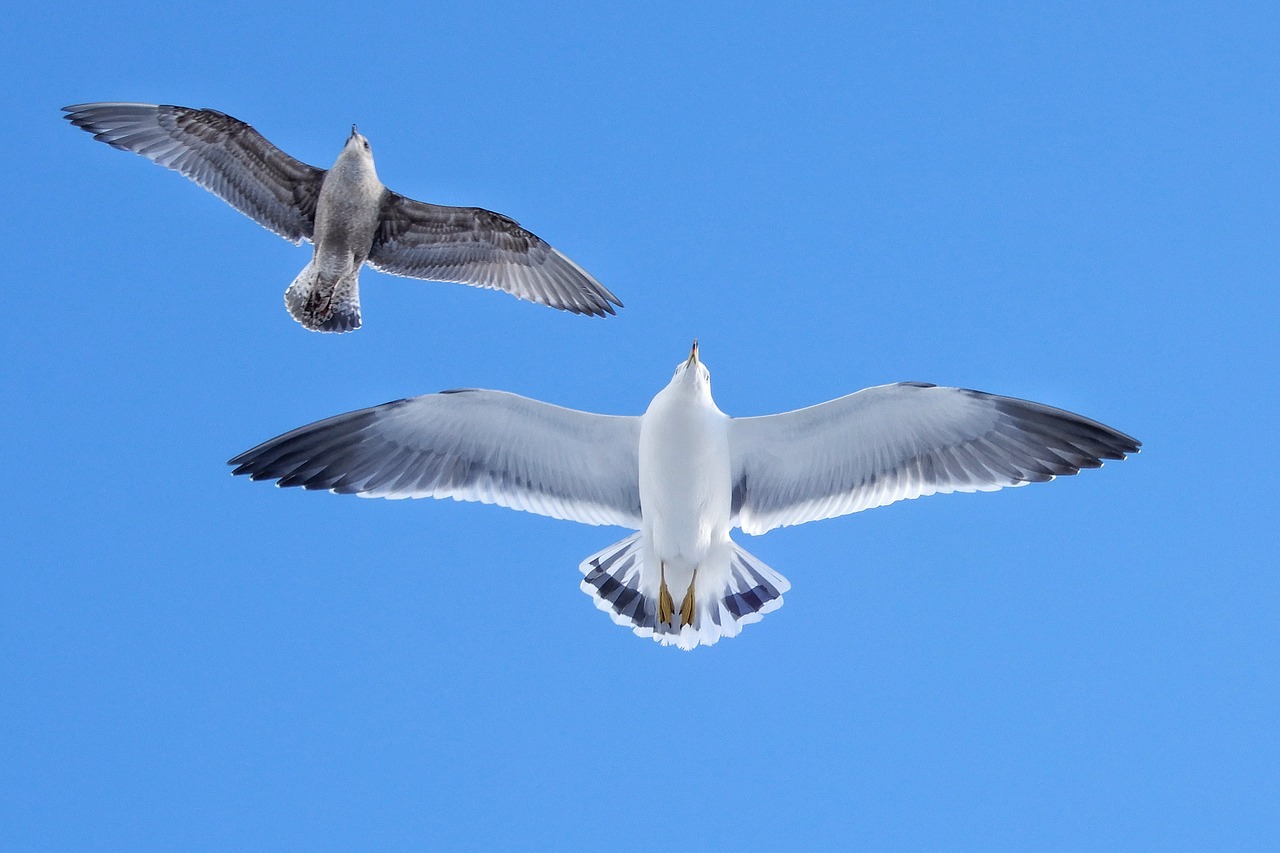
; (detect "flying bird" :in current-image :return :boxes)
[229,343,1139,649]
[62,102,621,332]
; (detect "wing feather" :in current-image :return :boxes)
[729,383,1139,534]
[229,389,642,528]
[367,192,621,316]
[64,102,324,243]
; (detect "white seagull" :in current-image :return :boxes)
[229,342,1139,649]
[63,102,621,332]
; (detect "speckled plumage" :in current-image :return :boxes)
[64,102,622,331]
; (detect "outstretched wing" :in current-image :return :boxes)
[64,102,325,243]
[729,382,1139,535]
[229,389,643,528]
[367,191,622,316]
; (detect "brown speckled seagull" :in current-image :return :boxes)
[63,103,621,332]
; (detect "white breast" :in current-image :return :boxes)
[638,380,732,572]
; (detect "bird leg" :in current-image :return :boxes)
[308,285,335,319]
[680,569,698,627]
[657,562,675,625]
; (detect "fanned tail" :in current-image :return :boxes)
[284,260,362,333]
[579,535,790,650]
[579,533,655,632]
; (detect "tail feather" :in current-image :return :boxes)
[579,535,790,650]
[722,545,790,625]
[580,533,655,631]
[284,261,362,333]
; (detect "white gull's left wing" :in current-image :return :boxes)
[728,382,1139,535]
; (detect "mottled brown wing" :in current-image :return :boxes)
[64,102,325,243]
[368,192,621,316]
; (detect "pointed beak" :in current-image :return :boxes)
[686,339,700,367]
[349,124,359,140]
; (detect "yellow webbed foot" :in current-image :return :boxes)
[680,569,698,627]
[658,562,675,625]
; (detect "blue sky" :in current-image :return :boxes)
[4,1,1277,849]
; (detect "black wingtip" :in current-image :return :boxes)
[62,105,87,127]
[564,294,621,317]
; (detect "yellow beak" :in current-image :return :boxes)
[686,339,700,367]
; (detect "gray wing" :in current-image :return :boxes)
[367,191,622,316]
[63,102,325,243]
[729,382,1139,535]
[229,389,642,528]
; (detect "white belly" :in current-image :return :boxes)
[638,386,731,588]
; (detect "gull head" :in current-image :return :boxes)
[669,339,712,394]
[345,124,373,156]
